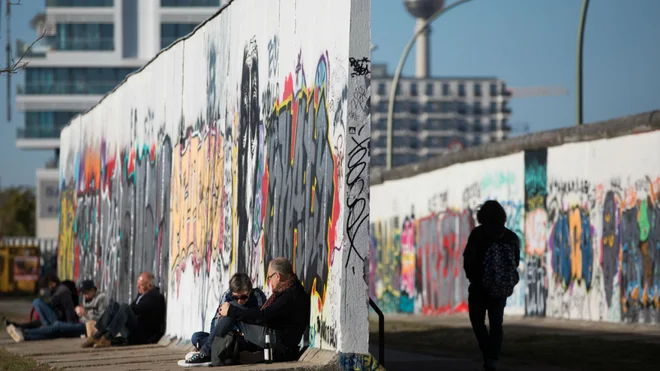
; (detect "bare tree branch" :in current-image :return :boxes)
[0,30,46,75]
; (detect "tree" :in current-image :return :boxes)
[0,0,46,76]
[0,186,36,237]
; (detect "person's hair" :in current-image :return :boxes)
[477,200,507,226]
[44,272,61,286]
[141,272,156,288]
[229,273,253,293]
[269,257,294,278]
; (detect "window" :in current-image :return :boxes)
[490,102,497,114]
[457,120,467,132]
[457,102,467,115]
[378,101,387,112]
[441,119,452,130]
[473,121,483,132]
[409,83,418,96]
[161,0,220,6]
[474,83,482,97]
[161,23,198,48]
[474,135,482,146]
[425,83,434,96]
[474,102,482,115]
[490,119,498,131]
[45,23,114,51]
[395,85,402,96]
[409,120,419,132]
[24,67,138,95]
[409,102,419,114]
[394,102,406,113]
[490,83,498,96]
[377,83,386,95]
[442,83,450,96]
[46,0,114,6]
[458,83,465,97]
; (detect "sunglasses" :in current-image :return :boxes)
[232,295,250,301]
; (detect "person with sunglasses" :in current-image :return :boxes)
[183,273,266,366]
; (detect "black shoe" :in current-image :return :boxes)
[184,352,211,365]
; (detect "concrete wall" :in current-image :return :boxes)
[57,0,371,354]
[370,111,660,324]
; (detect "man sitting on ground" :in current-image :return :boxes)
[183,257,310,366]
[76,280,109,337]
[189,273,266,355]
[5,273,84,342]
[82,272,165,348]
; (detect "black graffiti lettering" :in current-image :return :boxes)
[344,135,369,268]
[349,57,370,77]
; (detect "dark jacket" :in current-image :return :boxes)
[227,280,310,351]
[128,287,166,345]
[463,224,521,288]
[50,283,78,323]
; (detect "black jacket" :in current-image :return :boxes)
[128,287,166,344]
[227,280,310,351]
[463,224,521,287]
[50,283,78,323]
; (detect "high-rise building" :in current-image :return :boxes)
[15,0,225,239]
[370,64,512,169]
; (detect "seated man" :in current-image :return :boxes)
[76,280,109,337]
[183,257,310,366]
[5,273,83,342]
[190,273,266,351]
[82,272,165,348]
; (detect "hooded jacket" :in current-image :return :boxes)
[463,224,521,288]
[50,283,78,323]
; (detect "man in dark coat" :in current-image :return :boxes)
[81,272,165,348]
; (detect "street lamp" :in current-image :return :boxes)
[576,0,590,126]
[386,0,476,170]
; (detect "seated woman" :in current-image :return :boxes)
[183,273,266,366]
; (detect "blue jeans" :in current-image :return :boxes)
[33,298,58,326]
[23,321,85,341]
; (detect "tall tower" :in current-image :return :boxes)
[403,0,444,78]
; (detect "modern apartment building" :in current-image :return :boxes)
[370,63,513,170]
[15,0,225,239]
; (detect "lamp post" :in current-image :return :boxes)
[576,0,590,126]
[386,0,475,170]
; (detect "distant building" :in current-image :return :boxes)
[15,0,225,239]
[370,63,513,169]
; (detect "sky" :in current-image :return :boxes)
[1,0,659,187]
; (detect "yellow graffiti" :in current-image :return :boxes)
[57,189,75,280]
[170,130,224,275]
[569,208,583,282]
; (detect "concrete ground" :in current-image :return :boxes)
[0,298,604,371]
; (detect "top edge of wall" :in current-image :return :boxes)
[60,0,237,132]
[371,110,660,186]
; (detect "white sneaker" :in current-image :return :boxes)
[184,351,198,361]
[6,324,24,343]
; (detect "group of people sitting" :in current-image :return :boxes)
[3,257,310,367]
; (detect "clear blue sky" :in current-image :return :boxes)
[1,0,659,187]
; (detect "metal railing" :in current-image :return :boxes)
[16,126,64,139]
[46,0,114,6]
[44,37,114,51]
[369,298,385,367]
[18,81,122,95]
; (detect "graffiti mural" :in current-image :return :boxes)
[55,0,372,354]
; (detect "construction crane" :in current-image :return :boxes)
[507,86,569,99]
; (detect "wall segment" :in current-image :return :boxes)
[369,111,660,324]
[57,0,371,354]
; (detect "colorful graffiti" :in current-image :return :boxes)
[371,144,660,325]
[338,353,385,371]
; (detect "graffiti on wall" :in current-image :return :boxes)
[371,144,660,325]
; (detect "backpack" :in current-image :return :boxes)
[482,242,519,298]
[210,331,241,366]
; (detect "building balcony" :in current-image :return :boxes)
[16,127,62,149]
[16,93,101,111]
[44,37,115,52]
